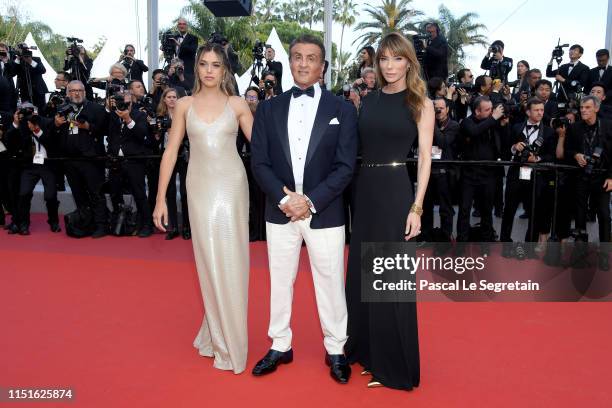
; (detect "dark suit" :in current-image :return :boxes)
[177,33,198,89]
[121,58,149,85]
[251,89,358,229]
[107,108,152,228]
[584,65,612,96]
[15,56,48,112]
[500,122,555,242]
[266,60,284,94]
[546,61,590,100]
[481,56,513,82]
[54,100,109,229]
[424,35,449,81]
[0,59,18,110]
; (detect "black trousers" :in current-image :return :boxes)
[16,164,59,227]
[2,161,22,225]
[64,160,108,228]
[500,173,552,242]
[146,158,161,215]
[166,159,189,231]
[554,172,575,240]
[575,175,611,243]
[422,170,454,239]
[457,172,496,242]
[109,160,152,228]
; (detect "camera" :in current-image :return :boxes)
[551,38,569,64]
[411,33,430,61]
[489,44,502,55]
[519,135,544,163]
[264,79,275,90]
[56,102,78,119]
[160,31,179,62]
[48,90,67,107]
[13,43,35,58]
[585,147,603,175]
[65,37,83,57]
[251,39,270,61]
[552,116,570,129]
[176,65,184,76]
[342,84,351,100]
[156,115,172,133]
[111,94,130,112]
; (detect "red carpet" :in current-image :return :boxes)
[1,215,611,407]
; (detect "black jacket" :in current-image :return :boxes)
[1,59,18,110]
[107,108,150,156]
[458,114,506,179]
[4,116,56,163]
[481,56,513,82]
[584,66,612,95]
[424,36,449,80]
[506,122,555,179]
[266,60,284,94]
[63,56,92,82]
[15,56,49,99]
[546,61,590,95]
[565,119,612,178]
[177,33,198,85]
[121,58,148,84]
[54,101,107,157]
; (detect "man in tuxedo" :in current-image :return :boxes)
[13,45,48,113]
[500,98,555,258]
[585,49,612,100]
[250,35,358,384]
[546,44,589,101]
[166,58,191,92]
[53,80,109,238]
[422,22,449,81]
[590,83,612,120]
[534,79,558,126]
[173,18,198,89]
[265,47,283,95]
[120,44,149,88]
[107,91,153,238]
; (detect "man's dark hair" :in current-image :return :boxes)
[427,77,445,97]
[491,40,504,49]
[128,79,144,90]
[535,79,553,90]
[433,96,450,108]
[570,44,584,54]
[457,68,471,81]
[473,95,491,111]
[245,86,260,95]
[289,34,325,62]
[425,22,440,34]
[262,70,276,80]
[475,75,489,92]
[57,71,72,81]
[152,68,165,78]
[596,49,610,58]
[590,81,607,92]
[528,68,542,77]
[525,97,545,111]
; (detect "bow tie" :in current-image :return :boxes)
[568,63,575,67]
[526,124,539,131]
[291,86,315,98]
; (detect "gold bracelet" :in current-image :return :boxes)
[410,204,423,216]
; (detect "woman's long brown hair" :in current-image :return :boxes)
[192,43,235,96]
[374,32,428,122]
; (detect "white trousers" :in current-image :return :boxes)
[265,218,348,355]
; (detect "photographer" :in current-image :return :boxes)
[546,44,589,101]
[533,79,558,126]
[510,60,530,99]
[427,77,454,100]
[590,83,612,120]
[5,104,60,235]
[452,68,474,121]
[422,22,449,81]
[265,47,283,94]
[585,49,612,98]
[63,42,92,95]
[500,98,555,258]
[258,71,278,101]
[106,90,153,238]
[166,58,191,92]
[352,67,377,98]
[565,95,612,269]
[149,68,187,109]
[0,42,18,110]
[155,88,190,240]
[172,18,198,88]
[89,63,129,97]
[13,43,48,113]
[480,40,513,83]
[43,71,71,118]
[456,96,507,254]
[53,80,109,238]
[422,97,458,252]
[119,44,149,87]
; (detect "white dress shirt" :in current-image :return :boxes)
[32,129,48,161]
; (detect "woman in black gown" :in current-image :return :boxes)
[345,32,434,390]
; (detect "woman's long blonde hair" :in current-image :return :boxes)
[156,88,178,117]
[192,43,235,96]
[375,32,427,121]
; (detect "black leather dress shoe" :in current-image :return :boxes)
[91,227,108,239]
[18,225,30,236]
[50,222,61,233]
[252,349,293,376]
[7,223,19,234]
[165,229,179,240]
[325,353,351,384]
[138,226,154,238]
[182,226,191,240]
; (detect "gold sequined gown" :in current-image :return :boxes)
[186,102,249,374]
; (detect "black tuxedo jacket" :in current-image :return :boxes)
[54,101,108,157]
[251,89,358,229]
[1,60,18,110]
[585,65,612,95]
[506,122,555,180]
[565,119,612,178]
[121,58,148,84]
[106,108,150,156]
[177,34,198,75]
[424,35,449,80]
[546,61,590,93]
[15,56,48,97]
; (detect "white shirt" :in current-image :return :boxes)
[32,129,48,161]
[287,82,321,194]
[568,59,580,75]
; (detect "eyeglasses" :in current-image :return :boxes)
[245,96,258,101]
[68,89,85,93]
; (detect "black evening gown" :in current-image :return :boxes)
[345,89,420,391]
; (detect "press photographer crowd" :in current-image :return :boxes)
[1,19,612,267]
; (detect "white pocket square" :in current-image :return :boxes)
[329,118,340,125]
